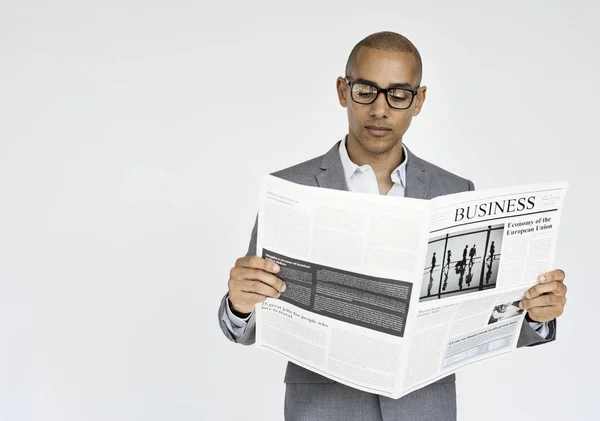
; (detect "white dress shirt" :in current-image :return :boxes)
[222,137,549,338]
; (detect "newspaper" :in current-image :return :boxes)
[254,174,568,399]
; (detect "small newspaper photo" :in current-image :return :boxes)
[254,175,568,399]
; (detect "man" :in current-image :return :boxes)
[469,244,476,267]
[489,241,496,262]
[218,31,567,421]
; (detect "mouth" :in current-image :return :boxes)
[365,125,392,137]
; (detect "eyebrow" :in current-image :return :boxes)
[353,77,415,90]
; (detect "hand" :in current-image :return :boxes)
[227,256,286,316]
[520,269,567,322]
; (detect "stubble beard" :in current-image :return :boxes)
[355,131,401,156]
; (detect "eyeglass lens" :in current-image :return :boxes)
[351,83,413,109]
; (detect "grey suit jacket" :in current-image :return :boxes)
[218,140,556,421]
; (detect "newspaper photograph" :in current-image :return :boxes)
[254,174,568,399]
[420,223,504,301]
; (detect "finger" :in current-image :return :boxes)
[236,255,281,273]
[520,294,566,310]
[241,280,281,298]
[235,267,286,292]
[538,269,565,283]
[525,281,567,299]
[230,266,286,292]
[229,288,273,312]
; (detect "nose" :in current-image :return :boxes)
[369,91,389,118]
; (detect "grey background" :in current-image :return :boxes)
[0,0,597,420]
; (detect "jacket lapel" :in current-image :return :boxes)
[404,145,431,200]
[315,141,349,191]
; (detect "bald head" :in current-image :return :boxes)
[345,31,423,85]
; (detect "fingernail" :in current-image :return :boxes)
[525,291,531,299]
[273,264,280,272]
[539,275,546,283]
[519,301,524,309]
[280,283,287,292]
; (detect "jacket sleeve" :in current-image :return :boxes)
[517,317,556,347]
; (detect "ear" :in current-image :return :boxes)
[412,85,427,116]
[336,77,348,108]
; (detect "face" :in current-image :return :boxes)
[336,47,427,156]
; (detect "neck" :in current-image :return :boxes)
[346,135,404,180]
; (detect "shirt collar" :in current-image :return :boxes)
[338,135,408,188]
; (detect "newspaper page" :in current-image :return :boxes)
[401,181,568,395]
[254,174,568,399]
[254,175,431,397]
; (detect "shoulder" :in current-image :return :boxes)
[408,148,475,194]
[270,141,342,187]
[270,155,323,187]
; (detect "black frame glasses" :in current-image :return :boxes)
[345,77,419,110]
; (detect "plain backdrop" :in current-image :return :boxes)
[1,1,598,420]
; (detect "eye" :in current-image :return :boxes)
[353,83,376,94]
[389,90,409,101]
[356,91,373,98]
